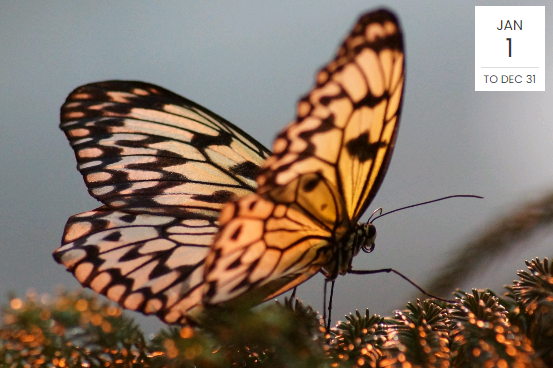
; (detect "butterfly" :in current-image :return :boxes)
[54,8,404,325]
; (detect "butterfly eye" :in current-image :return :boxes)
[362,241,375,254]
[361,224,377,253]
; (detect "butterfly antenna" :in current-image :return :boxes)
[349,268,456,303]
[372,194,483,222]
[368,207,383,223]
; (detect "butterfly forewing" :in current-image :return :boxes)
[204,9,404,307]
[60,81,270,217]
[258,10,404,222]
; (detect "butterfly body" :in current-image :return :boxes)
[324,221,377,278]
[55,9,404,325]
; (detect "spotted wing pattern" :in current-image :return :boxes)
[54,81,270,324]
[203,186,336,306]
[56,208,214,323]
[204,9,404,307]
[259,10,404,222]
[60,81,270,218]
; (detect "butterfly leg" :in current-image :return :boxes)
[290,287,297,300]
[323,279,336,330]
[348,268,455,303]
[323,282,326,326]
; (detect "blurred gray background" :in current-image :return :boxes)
[1,1,551,335]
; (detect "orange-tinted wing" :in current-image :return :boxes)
[203,194,333,307]
[259,10,404,223]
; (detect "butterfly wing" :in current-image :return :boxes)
[55,81,270,324]
[259,10,404,222]
[60,80,270,218]
[204,9,405,307]
[54,208,213,323]
[203,183,339,307]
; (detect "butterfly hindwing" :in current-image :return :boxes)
[55,208,213,323]
[204,9,404,307]
[204,192,335,306]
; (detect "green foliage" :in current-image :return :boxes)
[449,290,535,368]
[381,300,450,368]
[328,309,387,366]
[0,289,151,367]
[512,258,553,366]
[1,258,553,367]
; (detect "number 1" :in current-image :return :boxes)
[506,38,512,57]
